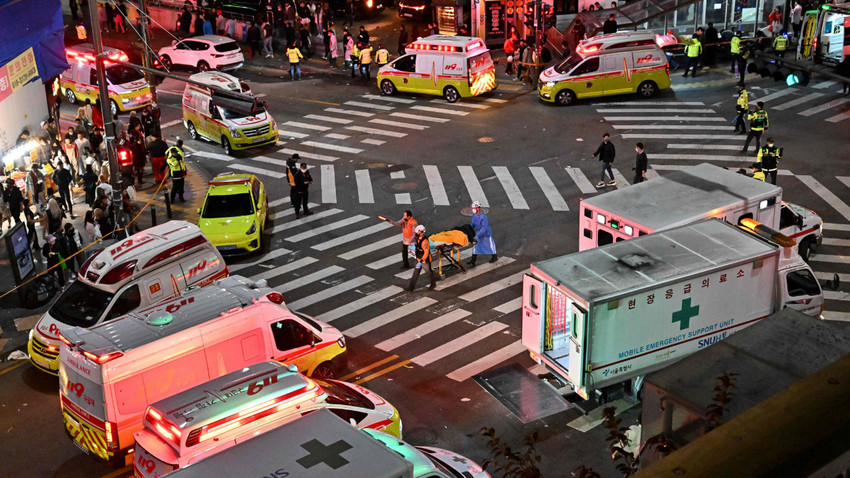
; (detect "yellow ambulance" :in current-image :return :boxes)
[377,35,496,103]
[538,31,671,106]
[58,43,152,117]
[182,71,278,155]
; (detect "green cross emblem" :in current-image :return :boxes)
[672,298,699,330]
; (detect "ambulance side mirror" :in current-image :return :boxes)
[796,215,803,229]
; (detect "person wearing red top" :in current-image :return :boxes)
[389,210,418,269]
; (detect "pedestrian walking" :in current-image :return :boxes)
[83,164,98,207]
[398,24,408,55]
[682,35,702,77]
[286,154,303,217]
[633,142,648,183]
[593,133,617,187]
[296,162,313,215]
[54,161,75,217]
[287,43,303,80]
[733,84,748,134]
[741,101,768,155]
[385,210,417,268]
[407,225,436,291]
[247,21,261,59]
[756,137,781,185]
[26,164,44,210]
[468,201,497,266]
[359,42,373,80]
[167,146,187,202]
[343,31,354,68]
[503,36,516,75]
[772,32,788,57]
[4,179,24,224]
[46,196,64,235]
[704,22,718,66]
[148,134,168,184]
[21,199,41,253]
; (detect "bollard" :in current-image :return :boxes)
[151,204,157,226]
[164,190,173,219]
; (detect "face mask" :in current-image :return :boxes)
[636,148,640,153]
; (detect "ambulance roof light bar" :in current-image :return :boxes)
[739,218,797,248]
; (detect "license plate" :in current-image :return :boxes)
[217,245,237,250]
[252,137,267,144]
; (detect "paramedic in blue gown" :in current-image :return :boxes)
[467,201,498,267]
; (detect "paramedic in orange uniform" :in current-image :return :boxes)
[389,210,417,269]
[407,225,436,291]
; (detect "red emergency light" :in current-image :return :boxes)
[117,149,133,167]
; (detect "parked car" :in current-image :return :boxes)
[158,35,244,72]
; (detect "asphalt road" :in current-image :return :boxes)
[2,60,849,478]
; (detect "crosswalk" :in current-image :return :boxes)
[751,80,850,123]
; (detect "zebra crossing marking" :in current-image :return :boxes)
[429,98,490,109]
[286,215,370,242]
[603,116,726,122]
[650,153,748,162]
[826,111,850,123]
[529,167,569,211]
[666,144,743,150]
[287,275,374,310]
[483,98,508,103]
[773,92,825,111]
[268,203,319,221]
[283,121,332,131]
[369,118,429,130]
[432,257,514,291]
[754,88,796,103]
[822,238,850,247]
[811,254,850,264]
[446,341,526,382]
[253,155,290,168]
[565,166,597,194]
[412,321,509,366]
[816,272,850,282]
[355,170,375,203]
[362,94,416,104]
[410,105,469,116]
[458,165,489,207]
[493,166,529,210]
[611,125,733,130]
[304,114,353,124]
[344,297,438,338]
[813,80,839,89]
[345,101,395,110]
[423,165,450,206]
[620,134,745,140]
[798,97,850,116]
[611,168,630,187]
[321,165,336,203]
[596,108,716,113]
[318,286,405,323]
[598,101,705,106]
[824,223,850,232]
[390,112,451,123]
[375,309,471,351]
[268,197,290,208]
[312,222,393,251]
[270,209,343,234]
[278,148,339,162]
[325,107,375,117]
[346,125,407,137]
[279,130,310,138]
[300,141,365,155]
[797,175,850,222]
[188,151,234,161]
[231,164,286,178]
[459,272,524,302]
[252,257,319,283]
[395,193,412,204]
[229,248,292,273]
[362,138,386,145]
[493,297,522,315]
[325,133,350,140]
[390,171,405,179]
[823,311,850,322]
[279,266,345,293]
[339,235,399,260]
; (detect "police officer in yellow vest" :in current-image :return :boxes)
[733,84,748,134]
[750,162,765,182]
[742,101,769,155]
[375,43,390,67]
[683,36,703,78]
[773,32,788,58]
[351,42,361,78]
[756,137,782,184]
[286,43,303,81]
[359,42,373,80]
[166,144,187,203]
[730,31,745,75]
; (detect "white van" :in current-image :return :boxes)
[58,276,348,467]
[182,72,278,155]
[28,221,227,375]
[133,361,401,477]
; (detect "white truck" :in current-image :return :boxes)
[521,219,827,403]
[578,163,823,261]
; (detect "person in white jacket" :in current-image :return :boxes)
[329,29,339,68]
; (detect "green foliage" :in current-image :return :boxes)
[704,372,740,432]
[479,427,543,478]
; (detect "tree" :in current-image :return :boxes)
[480,427,542,478]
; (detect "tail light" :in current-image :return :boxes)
[105,421,119,451]
[82,350,124,364]
[100,260,138,285]
[57,332,73,347]
[211,53,226,58]
[145,407,182,448]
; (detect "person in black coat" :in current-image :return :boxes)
[592,133,616,187]
[4,178,24,224]
[53,161,75,217]
[194,12,205,37]
[43,235,65,285]
[633,142,648,183]
[602,14,618,34]
[83,165,98,207]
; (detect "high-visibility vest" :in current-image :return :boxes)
[376,48,389,64]
[167,155,185,177]
[752,170,765,181]
[737,90,748,110]
[730,36,741,54]
[414,235,431,263]
[165,146,183,160]
[359,46,372,64]
[748,109,769,130]
[401,217,417,244]
[773,36,787,51]
[686,40,702,57]
[757,145,781,170]
[286,47,303,63]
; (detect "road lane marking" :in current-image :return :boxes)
[798,175,850,222]
[345,101,395,110]
[312,222,393,251]
[354,359,411,384]
[458,165,488,207]
[279,130,310,138]
[339,235,399,260]
[798,97,850,116]
[338,355,400,381]
[231,164,286,178]
[345,125,407,137]
[362,138,386,145]
[287,275,374,310]
[270,209,343,233]
[459,272,525,302]
[529,166,568,211]
[229,249,292,273]
[773,92,825,110]
[344,297,438,338]
[355,169,374,203]
[318,286,404,322]
[493,166,529,210]
[251,257,319,283]
[423,165,450,206]
[565,166,597,194]
[412,322,508,366]
[395,193,411,204]
[494,297,522,314]
[410,105,469,116]
[300,141,364,154]
[286,215,370,242]
[390,112,450,123]
[369,118,428,130]
[279,265,345,293]
[362,94,415,103]
[304,114,352,124]
[321,165,336,203]
[447,340,527,382]
[376,309,471,351]
[325,107,375,117]
[282,121,332,131]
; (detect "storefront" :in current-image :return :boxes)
[434,0,472,35]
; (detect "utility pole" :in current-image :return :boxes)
[87,0,125,239]
[136,0,158,105]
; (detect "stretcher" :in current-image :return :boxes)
[428,225,476,277]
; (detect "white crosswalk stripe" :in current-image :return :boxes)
[189,151,235,161]
[287,215,370,242]
[493,166,529,210]
[429,98,490,109]
[283,121,332,131]
[355,170,375,203]
[612,168,630,187]
[270,209,343,233]
[230,248,292,273]
[494,297,522,314]
[599,101,705,106]
[318,286,404,322]
[412,322,508,366]
[410,105,469,116]
[279,130,310,138]
[369,118,428,130]
[611,124,733,130]
[325,133,350,140]
[362,138,386,145]
[252,257,319,283]
[287,275,374,310]
[268,198,290,208]
[376,309,471,351]
[596,108,716,113]
[447,341,526,382]
[619,134,745,140]
[458,165,489,207]
[423,165,450,206]
[390,112,451,123]
[339,235,398,260]
[304,114,353,124]
[268,203,319,221]
[603,116,727,122]
[279,266,345,293]
[755,88,796,103]
[826,111,850,123]
[773,92,825,111]
[459,272,524,302]
[345,101,395,110]
[813,80,838,89]
[362,94,416,104]
[666,144,743,150]
[344,297,437,338]
[482,97,508,103]
[796,175,850,222]
[395,193,412,204]
[231,164,286,178]
[529,167,568,211]
[325,107,375,117]
[253,156,290,168]
[345,125,407,137]
[650,153,747,162]
[565,166,597,194]
[300,141,365,154]
[798,98,850,116]
[318,164,336,203]
[278,148,339,162]
[312,222,393,251]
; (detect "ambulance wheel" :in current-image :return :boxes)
[197,60,210,72]
[160,55,173,70]
[799,237,813,262]
[443,86,460,103]
[381,79,396,95]
[555,89,575,106]
[110,100,119,117]
[64,89,77,104]
[312,362,336,379]
[638,80,658,98]
[187,121,198,140]
[221,136,232,155]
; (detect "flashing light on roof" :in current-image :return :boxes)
[266,292,285,304]
[147,311,174,326]
[577,44,600,54]
[739,218,797,248]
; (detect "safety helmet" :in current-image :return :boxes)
[414,225,426,234]
[471,201,481,209]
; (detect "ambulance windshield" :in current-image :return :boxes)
[49,280,114,327]
[105,64,144,85]
[555,54,583,74]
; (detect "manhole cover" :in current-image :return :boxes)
[478,136,496,143]
[367,161,388,169]
[405,427,438,445]
[388,181,419,192]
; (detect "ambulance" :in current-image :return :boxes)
[58,276,348,467]
[377,35,496,103]
[58,43,152,117]
[28,221,227,375]
[182,71,278,156]
[538,31,671,106]
[132,361,401,477]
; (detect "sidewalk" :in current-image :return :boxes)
[0,160,208,359]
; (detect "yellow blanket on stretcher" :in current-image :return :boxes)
[429,230,470,247]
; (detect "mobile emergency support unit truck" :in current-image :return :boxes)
[521,219,825,402]
[182,71,278,155]
[579,163,823,261]
[377,35,496,103]
[58,43,152,116]
[161,409,414,478]
[29,221,228,374]
[58,276,347,466]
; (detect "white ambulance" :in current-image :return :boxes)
[28,221,227,375]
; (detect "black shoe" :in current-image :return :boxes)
[304,211,313,215]
[406,287,414,292]
[295,212,303,218]
[489,255,498,263]
[401,264,411,269]
[428,284,436,290]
